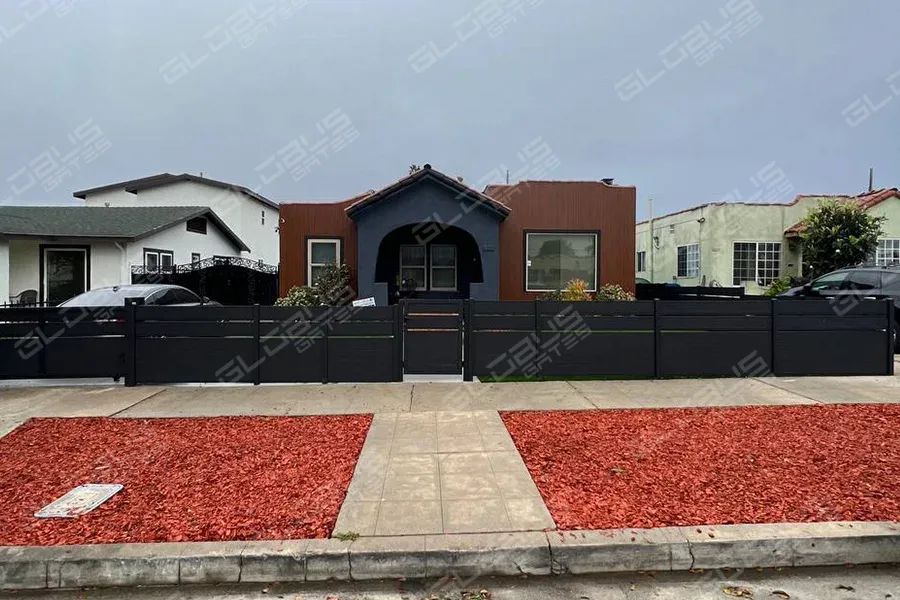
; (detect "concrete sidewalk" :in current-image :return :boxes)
[2,375,899,431]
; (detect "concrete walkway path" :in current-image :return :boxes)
[333,411,553,537]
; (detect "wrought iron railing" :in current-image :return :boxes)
[130,256,278,275]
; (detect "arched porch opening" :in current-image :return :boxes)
[374,224,483,303]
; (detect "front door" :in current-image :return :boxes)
[403,299,464,374]
[43,248,87,305]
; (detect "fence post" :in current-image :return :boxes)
[253,304,261,386]
[887,299,895,376]
[463,299,473,382]
[770,298,778,376]
[37,307,47,378]
[533,298,541,377]
[653,299,660,377]
[322,312,330,384]
[393,304,403,382]
[123,297,142,387]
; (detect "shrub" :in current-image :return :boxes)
[274,285,319,307]
[562,279,593,302]
[763,275,796,297]
[274,263,354,306]
[594,283,635,302]
[539,289,565,301]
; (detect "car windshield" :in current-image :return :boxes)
[58,288,147,306]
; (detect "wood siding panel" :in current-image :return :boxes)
[495,182,636,301]
[278,200,357,296]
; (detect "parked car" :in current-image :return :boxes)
[779,265,900,351]
[58,284,220,307]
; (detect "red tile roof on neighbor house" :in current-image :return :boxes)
[783,188,900,235]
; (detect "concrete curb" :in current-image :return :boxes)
[1,522,898,590]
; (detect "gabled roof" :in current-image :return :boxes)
[345,164,511,219]
[784,188,900,235]
[72,173,278,209]
[0,206,250,251]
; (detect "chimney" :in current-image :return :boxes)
[868,167,874,192]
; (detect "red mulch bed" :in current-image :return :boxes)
[501,404,900,530]
[0,415,371,545]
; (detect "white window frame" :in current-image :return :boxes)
[732,241,782,286]
[876,239,900,266]
[307,238,340,285]
[676,243,700,278]
[429,244,457,291]
[525,232,598,292]
[636,250,647,273]
[400,244,427,291]
[143,249,174,273]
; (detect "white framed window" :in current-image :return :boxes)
[400,244,427,291]
[430,245,457,291]
[636,250,647,273]
[526,232,598,292]
[144,249,174,272]
[732,242,782,286]
[876,239,900,266]
[307,238,340,285]
[191,252,201,265]
[676,243,700,278]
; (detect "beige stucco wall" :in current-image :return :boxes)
[635,195,899,295]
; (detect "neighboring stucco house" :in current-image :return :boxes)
[279,164,636,304]
[635,188,900,294]
[0,206,248,305]
[73,173,279,265]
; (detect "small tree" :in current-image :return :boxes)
[799,199,884,278]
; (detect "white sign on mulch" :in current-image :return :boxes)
[34,484,123,518]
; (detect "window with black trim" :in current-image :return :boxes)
[261,210,266,226]
[307,238,340,285]
[191,253,201,265]
[144,249,174,272]
[186,217,207,234]
[525,232,597,292]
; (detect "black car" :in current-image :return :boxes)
[779,265,900,350]
[58,284,220,307]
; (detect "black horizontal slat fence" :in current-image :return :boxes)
[0,306,126,380]
[464,298,894,380]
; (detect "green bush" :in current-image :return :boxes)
[799,199,884,278]
[594,283,635,302]
[274,263,354,306]
[539,289,565,301]
[763,275,796,297]
[562,279,593,301]
[274,285,319,307]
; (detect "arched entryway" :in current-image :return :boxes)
[374,224,483,304]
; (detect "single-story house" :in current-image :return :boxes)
[279,164,636,303]
[635,187,900,294]
[0,206,248,305]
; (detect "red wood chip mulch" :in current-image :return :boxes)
[501,404,900,530]
[0,415,371,546]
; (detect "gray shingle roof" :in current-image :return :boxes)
[0,206,250,251]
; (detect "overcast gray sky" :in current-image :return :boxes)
[1,0,898,217]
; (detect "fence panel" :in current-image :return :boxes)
[537,301,655,377]
[657,300,773,377]
[773,299,893,376]
[134,305,257,384]
[0,307,125,380]
[328,306,399,382]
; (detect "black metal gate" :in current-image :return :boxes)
[402,299,464,374]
